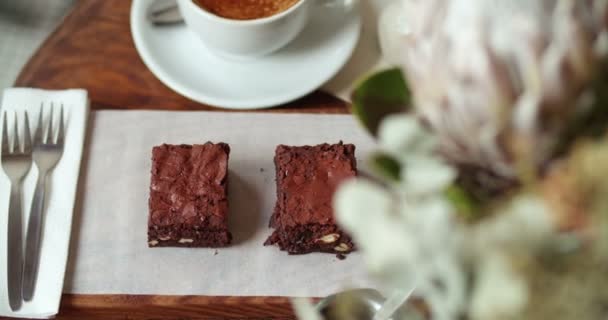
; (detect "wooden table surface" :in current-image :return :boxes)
[15,0,349,114]
[11,0,352,319]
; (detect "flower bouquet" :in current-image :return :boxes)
[298,0,608,319]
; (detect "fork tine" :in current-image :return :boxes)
[34,104,44,145]
[13,112,20,153]
[2,111,9,154]
[23,111,32,154]
[55,105,64,146]
[46,103,54,144]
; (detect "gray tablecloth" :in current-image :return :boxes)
[0,0,75,90]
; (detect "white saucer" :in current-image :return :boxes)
[130,0,361,109]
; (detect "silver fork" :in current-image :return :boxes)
[1,111,33,311]
[22,105,65,301]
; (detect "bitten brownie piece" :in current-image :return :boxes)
[265,142,357,255]
[148,143,232,247]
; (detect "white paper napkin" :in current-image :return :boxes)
[0,88,89,318]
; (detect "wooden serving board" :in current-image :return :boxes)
[13,0,350,318]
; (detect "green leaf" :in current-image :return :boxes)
[370,153,402,181]
[351,68,411,136]
[444,185,482,220]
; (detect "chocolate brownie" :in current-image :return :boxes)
[265,142,356,255]
[148,143,232,247]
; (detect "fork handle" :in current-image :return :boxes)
[22,172,47,301]
[7,184,24,311]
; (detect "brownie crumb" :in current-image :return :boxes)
[336,253,346,260]
[260,168,265,172]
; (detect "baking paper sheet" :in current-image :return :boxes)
[64,110,376,297]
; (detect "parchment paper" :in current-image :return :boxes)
[64,110,376,297]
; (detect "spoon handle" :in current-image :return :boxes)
[373,287,415,320]
[148,0,184,25]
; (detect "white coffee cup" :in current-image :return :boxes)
[176,0,311,58]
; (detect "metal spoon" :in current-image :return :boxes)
[373,288,417,320]
[148,0,183,25]
[315,288,425,320]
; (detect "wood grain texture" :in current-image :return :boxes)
[9,0,352,318]
[0,295,313,320]
[14,0,349,113]
[56,295,304,320]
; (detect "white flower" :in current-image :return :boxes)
[378,114,437,157]
[335,180,416,278]
[335,181,466,320]
[377,114,456,196]
[292,298,322,320]
[335,113,468,319]
[467,194,554,255]
[463,194,554,319]
[329,2,608,320]
[469,252,529,320]
[392,0,608,179]
[398,156,456,197]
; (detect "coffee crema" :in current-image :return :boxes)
[193,0,300,20]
